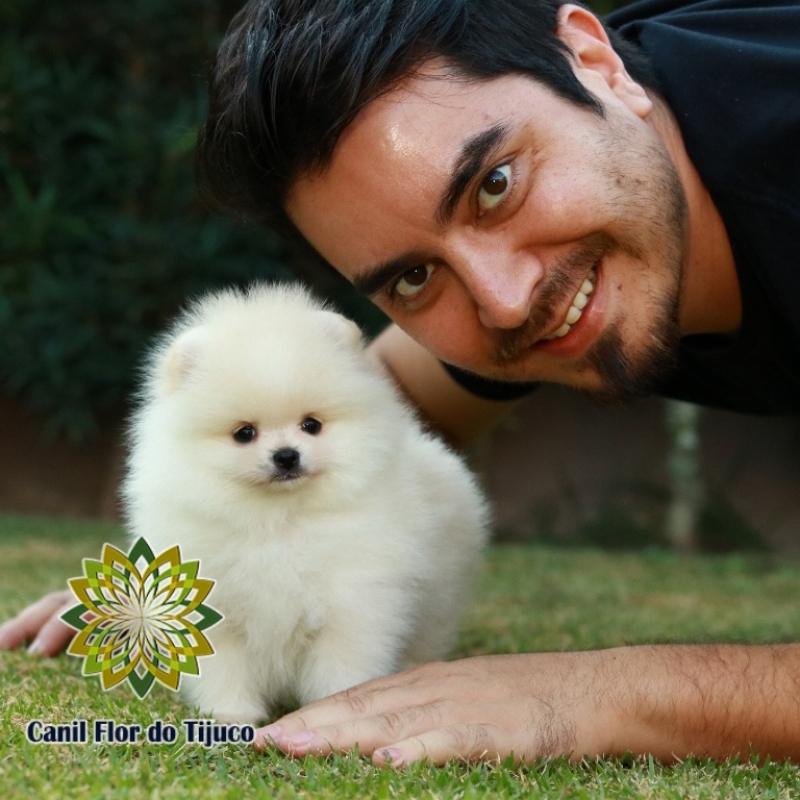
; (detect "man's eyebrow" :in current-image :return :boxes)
[436,122,511,227]
[352,254,420,297]
[352,123,511,297]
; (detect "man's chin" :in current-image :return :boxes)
[579,325,680,408]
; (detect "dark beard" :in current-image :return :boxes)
[487,104,688,399]
[582,309,681,407]
[583,131,687,407]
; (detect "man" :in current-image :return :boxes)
[2,0,799,765]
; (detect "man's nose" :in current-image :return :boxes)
[451,241,543,329]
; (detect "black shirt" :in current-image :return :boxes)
[443,0,800,415]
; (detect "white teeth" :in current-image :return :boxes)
[550,322,572,338]
[572,292,588,310]
[544,270,597,341]
[565,305,581,325]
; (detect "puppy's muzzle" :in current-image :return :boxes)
[271,447,304,481]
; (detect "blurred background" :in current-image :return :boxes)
[1,0,798,552]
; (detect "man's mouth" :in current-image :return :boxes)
[543,268,597,341]
[492,236,609,365]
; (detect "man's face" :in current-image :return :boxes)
[287,61,688,402]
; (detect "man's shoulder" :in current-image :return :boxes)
[606,0,800,30]
[609,0,800,208]
[612,1,800,415]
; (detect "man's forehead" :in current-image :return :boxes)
[285,67,562,271]
[300,67,555,190]
[340,69,500,158]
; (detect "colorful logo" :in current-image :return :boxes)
[61,538,222,699]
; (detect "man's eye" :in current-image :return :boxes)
[477,164,512,212]
[394,263,434,297]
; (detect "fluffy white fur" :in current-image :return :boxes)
[123,284,489,724]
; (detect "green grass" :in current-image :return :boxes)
[2,515,800,798]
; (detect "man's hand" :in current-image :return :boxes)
[255,645,800,766]
[0,591,75,655]
[255,652,618,766]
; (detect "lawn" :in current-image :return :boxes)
[2,514,800,799]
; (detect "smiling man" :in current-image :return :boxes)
[199,0,800,428]
[288,61,693,403]
[3,0,799,767]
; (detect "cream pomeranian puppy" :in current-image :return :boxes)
[122,284,489,724]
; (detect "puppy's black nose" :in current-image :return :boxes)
[272,448,300,472]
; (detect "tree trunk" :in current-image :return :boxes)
[665,400,704,552]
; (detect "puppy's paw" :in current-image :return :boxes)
[203,702,266,727]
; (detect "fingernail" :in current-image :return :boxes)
[376,748,404,767]
[259,724,282,745]
[285,730,315,748]
[27,640,44,656]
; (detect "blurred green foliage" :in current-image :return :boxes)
[0,0,636,441]
[0,0,293,440]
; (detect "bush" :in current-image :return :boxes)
[0,0,293,440]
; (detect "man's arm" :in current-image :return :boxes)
[255,644,800,765]
[366,323,520,447]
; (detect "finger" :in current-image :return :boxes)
[28,611,77,656]
[254,668,435,752]
[254,697,368,750]
[257,701,447,757]
[0,591,74,653]
[372,723,504,768]
[256,664,441,752]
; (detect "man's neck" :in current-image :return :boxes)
[649,96,741,337]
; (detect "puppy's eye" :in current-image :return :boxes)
[233,425,257,443]
[300,417,322,435]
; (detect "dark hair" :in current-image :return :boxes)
[196,0,656,238]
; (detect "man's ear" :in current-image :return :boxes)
[156,327,206,395]
[556,3,652,119]
[320,310,364,351]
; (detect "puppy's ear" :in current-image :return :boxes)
[320,311,364,351]
[156,327,205,395]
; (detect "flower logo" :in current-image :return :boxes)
[61,538,222,699]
